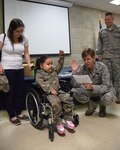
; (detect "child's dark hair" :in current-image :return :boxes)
[35,55,49,69]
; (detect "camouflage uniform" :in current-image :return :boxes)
[96,24,120,99]
[72,61,117,106]
[36,55,73,124]
[0,74,10,92]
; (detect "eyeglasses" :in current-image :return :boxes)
[14,29,24,33]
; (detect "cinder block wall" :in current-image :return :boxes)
[0,1,120,66]
[64,5,120,65]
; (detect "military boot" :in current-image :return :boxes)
[99,104,106,117]
[85,100,97,116]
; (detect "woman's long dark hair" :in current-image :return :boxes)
[7,18,25,44]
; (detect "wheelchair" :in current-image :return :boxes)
[26,83,55,141]
[26,67,79,142]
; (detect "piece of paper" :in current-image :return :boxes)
[72,75,92,84]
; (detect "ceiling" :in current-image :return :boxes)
[62,0,120,14]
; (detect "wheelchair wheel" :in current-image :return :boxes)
[73,114,79,127]
[26,88,43,129]
[48,124,54,142]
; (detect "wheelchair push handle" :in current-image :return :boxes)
[31,66,39,77]
[31,65,36,70]
[31,66,36,77]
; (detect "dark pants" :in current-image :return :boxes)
[5,69,24,118]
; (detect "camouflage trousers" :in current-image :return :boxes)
[103,58,120,99]
[72,86,117,106]
[47,90,74,125]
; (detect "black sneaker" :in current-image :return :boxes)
[17,114,29,121]
[10,118,21,125]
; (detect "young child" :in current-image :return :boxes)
[35,50,75,135]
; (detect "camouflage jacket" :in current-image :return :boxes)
[35,55,64,94]
[96,24,120,58]
[72,61,112,95]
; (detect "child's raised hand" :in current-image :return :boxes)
[59,50,64,56]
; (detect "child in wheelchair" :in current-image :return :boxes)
[35,50,76,135]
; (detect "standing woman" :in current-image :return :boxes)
[0,18,32,125]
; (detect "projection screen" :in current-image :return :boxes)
[3,0,71,55]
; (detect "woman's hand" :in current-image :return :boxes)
[28,63,34,70]
[0,65,4,74]
[71,59,79,72]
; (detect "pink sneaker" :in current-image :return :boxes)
[56,124,65,135]
[63,120,75,130]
